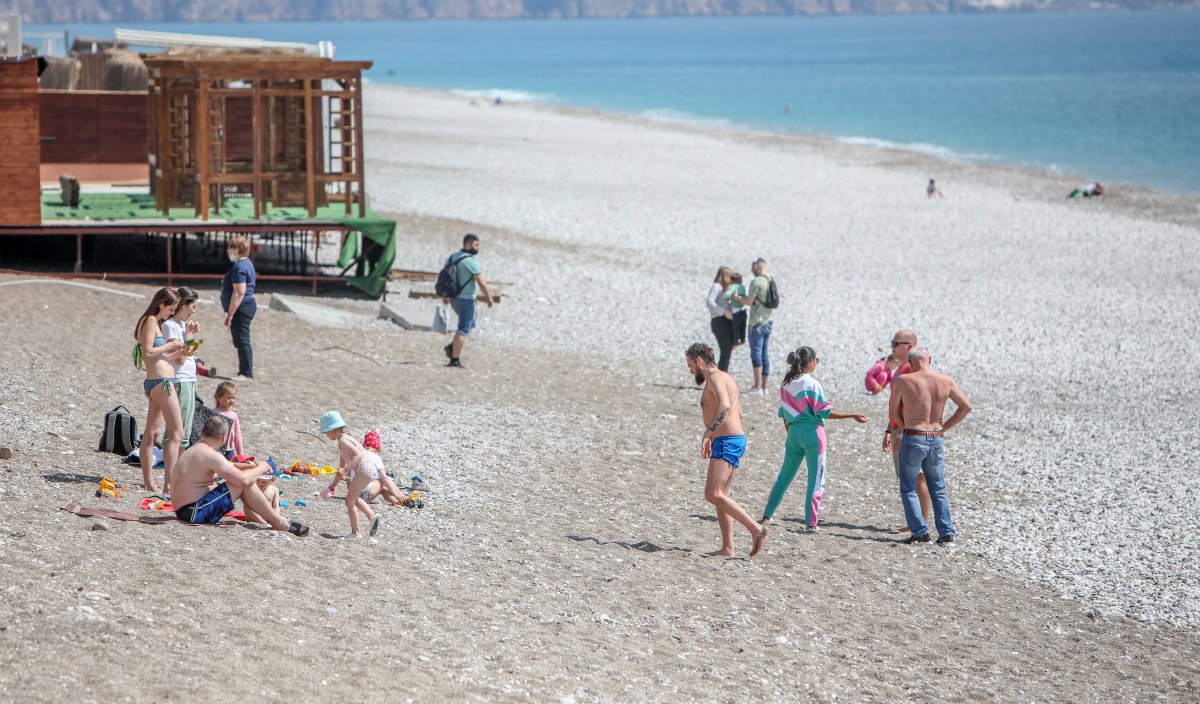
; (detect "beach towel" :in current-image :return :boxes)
[60,502,245,524]
[138,497,245,520]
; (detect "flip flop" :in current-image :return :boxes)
[288,521,310,537]
[749,523,768,558]
[369,515,382,537]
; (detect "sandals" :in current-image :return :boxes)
[369,515,382,538]
[287,521,310,537]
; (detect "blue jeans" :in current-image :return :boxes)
[230,297,256,377]
[451,297,477,335]
[898,433,955,538]
[748,320,772,377]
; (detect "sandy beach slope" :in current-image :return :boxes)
[0,84,1197,702]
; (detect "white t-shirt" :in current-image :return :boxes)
[161,319,196,382]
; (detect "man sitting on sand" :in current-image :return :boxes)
[173,415,309,536]
[889,347,972,545]
[686,342,767,558]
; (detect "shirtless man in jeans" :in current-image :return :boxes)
[686,342,767,558]
[889,347,972,544]
[173,415,309,536]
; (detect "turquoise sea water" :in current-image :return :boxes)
[33,12,1200,193]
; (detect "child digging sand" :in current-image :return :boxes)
[319,411,391,540]
[322,429,406,507]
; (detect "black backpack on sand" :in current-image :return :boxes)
[434,252,474,298]
[98,405,138,456]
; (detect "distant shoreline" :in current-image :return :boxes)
[23,2,1200,24]
[371,83,1200,228]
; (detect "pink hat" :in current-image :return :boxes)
[363,430,381,451]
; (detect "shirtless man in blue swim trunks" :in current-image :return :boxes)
[172,415,309,536]
[686,343,767,558]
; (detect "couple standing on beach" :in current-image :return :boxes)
[686,329,971,557]
[705,259,775,396]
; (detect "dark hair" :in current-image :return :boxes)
[202,413,230,439]
[782,346,817,386]
[463,233,480,247]
[731,273,743,285]
[174,286,199,307]
[686,342,716,366]
[134,287,180,340]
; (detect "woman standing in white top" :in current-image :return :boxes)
[162,287,201,450]
[706,266,735,372]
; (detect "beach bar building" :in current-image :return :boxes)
[0,32,397,298]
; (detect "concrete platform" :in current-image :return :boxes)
[269,294,370,329]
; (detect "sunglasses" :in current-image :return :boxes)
[891,340,911,347]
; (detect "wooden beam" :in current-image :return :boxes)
[251,78,262,219]
[196,79,210,221]
[352,77,367,218]
[303,79,316,218]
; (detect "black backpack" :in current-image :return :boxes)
[192,402,229,454]
[434,252,474,298]
[762,276,780,309]
[98,405,138,456]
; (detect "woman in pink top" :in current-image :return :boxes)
[864,354,899,395]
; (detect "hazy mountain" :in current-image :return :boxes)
[9,0,1197,23]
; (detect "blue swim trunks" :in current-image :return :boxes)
[174,483,234,525]
[710,434,747,469]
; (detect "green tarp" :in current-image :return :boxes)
[337,217,396,298]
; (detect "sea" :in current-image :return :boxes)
[31,11,1200,194]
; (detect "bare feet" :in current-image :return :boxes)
[749,523,768,558]
[703,548,735,557]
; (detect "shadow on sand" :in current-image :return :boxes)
[567,535,692,554]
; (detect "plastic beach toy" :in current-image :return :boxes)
[295,500,308,507]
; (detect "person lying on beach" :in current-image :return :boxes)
[242,472,280,525]
[172,415,308,535]
[319,411,384,540]
[686,342,767,558]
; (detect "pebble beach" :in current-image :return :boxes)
[0,84,1197,701]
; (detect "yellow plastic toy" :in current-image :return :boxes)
[320,466,336,475]
[95,477,124,499]
[182,338,205,356]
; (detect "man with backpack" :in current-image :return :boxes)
[738,257,778,396]
[437,233,494,369]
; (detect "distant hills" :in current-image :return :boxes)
[10,0,1198,23]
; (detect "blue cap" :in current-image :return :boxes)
[318,410,345,434]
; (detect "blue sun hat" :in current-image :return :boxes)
[319,410,346,434]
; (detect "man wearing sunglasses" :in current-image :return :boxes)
[883,329,931,530]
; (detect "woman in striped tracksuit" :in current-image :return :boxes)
[760,346,867,532]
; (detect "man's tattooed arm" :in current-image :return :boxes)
[706,411,728,433]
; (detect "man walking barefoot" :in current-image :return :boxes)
[686,342,768,558]
[890,347,972,544]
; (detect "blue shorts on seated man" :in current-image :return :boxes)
[174,483,233,525]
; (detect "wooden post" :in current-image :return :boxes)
[303,79,316,218]
[75,233,82,274]
[166,233,173,286]
[352,76,367,218]
[197,79,211,221]
[252,79,263,219]
[311,229,319,295]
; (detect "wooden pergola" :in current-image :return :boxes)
[144,54,373,220]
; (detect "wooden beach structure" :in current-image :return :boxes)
[0,38,398,298]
